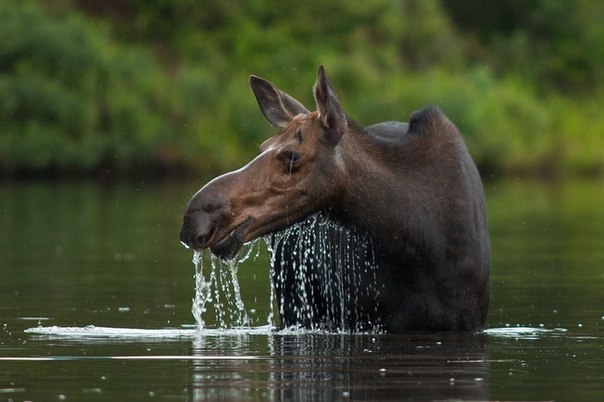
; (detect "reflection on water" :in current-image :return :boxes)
[13,324,598,401]
[1,180,604,400]
[19,326,491,401]
[191,332,490,401]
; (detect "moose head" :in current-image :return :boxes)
[180,66,352,259]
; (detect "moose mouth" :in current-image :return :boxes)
[209,220,251,260]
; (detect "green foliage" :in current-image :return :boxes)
[0,1,206,175]
[1,0,603,177]
[444,0,604,94]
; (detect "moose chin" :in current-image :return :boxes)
[180,66,489,333]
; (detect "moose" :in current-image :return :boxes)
[180,66,489,332]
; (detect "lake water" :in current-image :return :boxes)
[1,179,603,400]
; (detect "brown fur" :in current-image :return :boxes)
[180,66,489,332]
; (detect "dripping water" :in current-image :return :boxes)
[264,211,382,333]
[190,211,382,333]
[191,245,257,331]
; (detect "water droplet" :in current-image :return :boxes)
[190,211,381,333]
[264,211,381,332]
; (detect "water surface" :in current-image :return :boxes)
[1,179,603,400]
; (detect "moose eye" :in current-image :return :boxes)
[279,150,301,170]
[285,151,301,165]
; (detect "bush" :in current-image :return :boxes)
[0,1,198,175]
[1,0,604,178]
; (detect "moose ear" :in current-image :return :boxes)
[313,65,346,146]
[249,75,309,128]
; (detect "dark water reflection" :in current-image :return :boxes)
[1,180,603,400]
[189,332,489,401]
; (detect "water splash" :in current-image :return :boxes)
[265,211,382,333]
[24,325,275,339]
[191,247,255,331]
[485,327,569,340]
[191,211,382,333]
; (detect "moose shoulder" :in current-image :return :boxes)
[180,66,489,332]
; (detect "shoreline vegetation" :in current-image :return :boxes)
[2,1,603,180]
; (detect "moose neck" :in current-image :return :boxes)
[332,125,441,262]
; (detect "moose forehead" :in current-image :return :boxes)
[292,112,311,123]
[259,111,320,151]
[287,111,320,130]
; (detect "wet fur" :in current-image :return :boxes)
[181,68,489,332]
[276,106,489,332]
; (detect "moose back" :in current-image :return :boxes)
[180,66,489,332]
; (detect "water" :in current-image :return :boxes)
[266,212,381,332]
[1,179,604,400]
[191,249,253,330]
[190,211,381,332]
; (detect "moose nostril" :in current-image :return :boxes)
[181,192,225,249]
[180,210,215,249]
[194,223,215,249]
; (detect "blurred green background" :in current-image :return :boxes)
[1,0,603,179]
